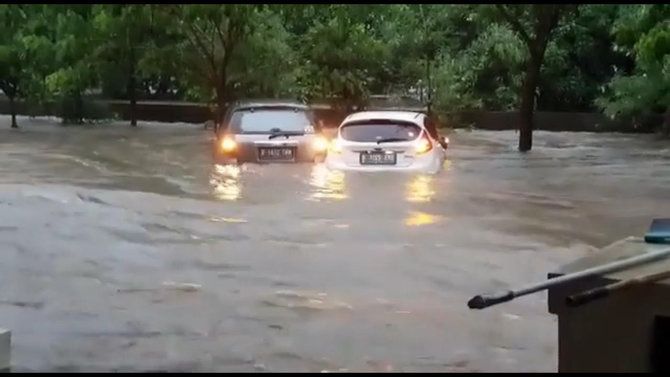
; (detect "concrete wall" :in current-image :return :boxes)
[442,110,660,133]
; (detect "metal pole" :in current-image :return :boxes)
[468,247,670,310]
[566,269,670,307]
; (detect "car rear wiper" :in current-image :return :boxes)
[268,131,305,140]
[376,137,408,144]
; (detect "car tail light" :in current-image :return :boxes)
[220,137,237,153]
[415,134,433,155]
[330,138,343,154]
[313,136,329,153]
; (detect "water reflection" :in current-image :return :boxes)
[209,216,247,223]
[405,174,436,203]
[209,164,242,201]
[308,164,347,201]
[404,211,441,226]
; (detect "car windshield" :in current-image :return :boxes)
[229,108,314,134]
[340,120,422,142]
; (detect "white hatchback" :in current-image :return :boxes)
[325,111,448,173]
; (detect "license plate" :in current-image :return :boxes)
[360,151,397,165]
[258,147,295,161]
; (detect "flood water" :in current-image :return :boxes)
[1,115,670,372]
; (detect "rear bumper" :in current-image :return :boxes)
[325,153,442,173]
[213,146,324,164]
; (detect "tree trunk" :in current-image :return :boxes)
[128,45,138,127]
[215,84,228,134]
[425,58,432,114]
[75,93,84,125]
[518,25,553,152]
[9,95,18,128]
[500,5,564,152]
[518,54,541,152]
[128,71,137,127]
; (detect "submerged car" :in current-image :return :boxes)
[213,100,329,164]
[325,111,448,173]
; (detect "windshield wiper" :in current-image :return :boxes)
[268,131,305,140]
[376,137,408,144]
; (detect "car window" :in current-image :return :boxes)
[229,108,314,134]
[340,120,422,142]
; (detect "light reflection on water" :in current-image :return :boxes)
[308,164,347,201]
[209,164,242,201]
[405,174,436,203]
[208,161,449,204]
[404,211,442,226]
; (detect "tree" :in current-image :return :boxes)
[495,5,576,151]
[0,5,29,128]
[537,5,630,112]
[226,6,299,100]
[163,5,259,122]
[379,5,457,106]
[298,6,389,113]
[597,5,670,134]
[93,4,166,126]
[0,5,54,128]
[46,5,97,124]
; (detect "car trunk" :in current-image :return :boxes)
[338,120,425,168]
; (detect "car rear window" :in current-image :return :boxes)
[229,108,314,133]
[340,120,422,142]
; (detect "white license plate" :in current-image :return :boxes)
[259,147,294,161]
[360,152,396,165]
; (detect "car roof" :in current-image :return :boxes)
[230,99,309,111]
[341,110,426,126]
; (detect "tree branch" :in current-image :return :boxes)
[183,23,217,78]
[164,5,217,79]
[531,5,563,58]
[213,15,229,52]
[496,4,533,47]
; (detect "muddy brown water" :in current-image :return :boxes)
[1,116,669,372]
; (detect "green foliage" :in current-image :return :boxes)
[162,4,259,111]
[1,3,668,131]
[228,7,298,100]
[298,14,388,110]
[597,4,669,130]
[42,5,99,123]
